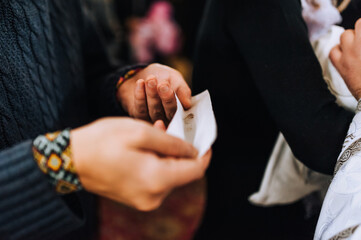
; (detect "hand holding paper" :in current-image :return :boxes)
[166,90,217,157]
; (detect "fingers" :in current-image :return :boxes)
[134,125,198,158]
[329,45,342,69]
[355,18,361,41]
[330,29,355,70]
[145,75,178,124]
[131,149,212,211]
[160,149,212,189]
[175,85,192,110]
[145,75,167,123]
[340,30,355,51]
[201,148,212,169]
[132,64,192,124]
[133,79,150,121]
[171,73,192,110]
[157,81,177,121]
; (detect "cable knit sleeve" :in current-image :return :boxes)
[0,140,84,240]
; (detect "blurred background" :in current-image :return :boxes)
[83,0,209,239]
[84,0,207,87]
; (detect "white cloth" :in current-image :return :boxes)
[249,133,332,206]
[314,109,361,240]
[166,90,217,157]
[312,26,358,111]
[248,25,357,207]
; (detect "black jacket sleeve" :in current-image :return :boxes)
[80,4,146,118]
[226,0,354,174]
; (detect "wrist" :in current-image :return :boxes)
[116,67,144,90]
[70,126,93,186]
[116,66,145,112]
[32,128,83,194]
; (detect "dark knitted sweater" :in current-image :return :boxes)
[0,1,136,239]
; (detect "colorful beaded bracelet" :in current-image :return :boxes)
[32,128,83,194]
[116,67,144,90]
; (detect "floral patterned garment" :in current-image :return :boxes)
[98,178,206,240]
[314,101,361,240]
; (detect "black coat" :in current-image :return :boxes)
[191,0,358,239]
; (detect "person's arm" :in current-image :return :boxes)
[80,6,192,125]
[0,117,211,240]
[226,0,354,174]
[70,117,211,210]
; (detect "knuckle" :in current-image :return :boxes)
[134,197,163,212]
[342,30,353,40]
[162,95,175,104]
[344,29,353,35]
[185,87,191,95]
[145,181,164,195]
[329,47,337,58]
[151,109,164,119]
[136,105,148,115]
[132,125,149,141]
[172,68,182,77]
[196,170,206,180]
[149,63,161,68]
[138,161,166,195]
[135,92,146,101]
[356,18,361,29]
[192,165,205,181]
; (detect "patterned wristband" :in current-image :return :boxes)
[32,128,82,194]
[116,67,144,90]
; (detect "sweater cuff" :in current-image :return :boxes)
[100,64,148,117]
[0,140,84,240]
[32,129,83,194]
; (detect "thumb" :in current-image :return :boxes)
[153,120,167,131]
[175,86,192,110]
[135,125,198,158]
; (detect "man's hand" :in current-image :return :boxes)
[71,117,211,211]
[330,19,361,100]
[117,63,192,125]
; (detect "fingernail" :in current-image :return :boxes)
[147,79,156,88]
[136,79,144,90]
[146,75,156,81]
[159,85,169,93]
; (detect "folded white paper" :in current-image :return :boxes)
[166,90,217,157]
